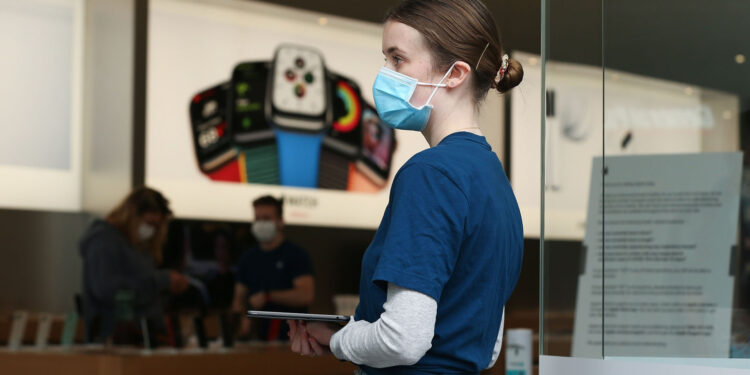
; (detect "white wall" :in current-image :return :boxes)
[0,0,84,212]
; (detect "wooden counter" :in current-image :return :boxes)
[0,343,356,375]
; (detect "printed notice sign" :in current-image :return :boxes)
[572,153,742,358]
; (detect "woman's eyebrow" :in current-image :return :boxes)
[383,46,406,55]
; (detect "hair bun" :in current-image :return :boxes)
[496,57,524,94]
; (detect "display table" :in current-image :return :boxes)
[0,311,546,374]
[0,343,356,375]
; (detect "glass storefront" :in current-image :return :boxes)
[540,0,750,370]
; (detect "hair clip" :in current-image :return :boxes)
[495,54,510,84]
[476,43,490,70]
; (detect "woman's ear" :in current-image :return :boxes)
[446,61,472,88]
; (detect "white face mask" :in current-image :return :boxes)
[138,223,156,241]
[252,220,278,243]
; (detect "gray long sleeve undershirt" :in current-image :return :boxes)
[330,283,504,369]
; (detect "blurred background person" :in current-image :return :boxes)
[232,196,315,341]
[79,186,189,342]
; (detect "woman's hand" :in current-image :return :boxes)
[287,320,339,356]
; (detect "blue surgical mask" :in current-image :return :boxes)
[372,62,456,131]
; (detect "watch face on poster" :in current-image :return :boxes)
[356,103,395,187]
[266,44,332,132]
[189,82,238,173]
[229,61,275,147]
[322,72,363,158]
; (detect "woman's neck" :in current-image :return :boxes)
[422,99,482,147]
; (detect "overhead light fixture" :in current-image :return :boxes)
[318,17,328,26]
[736,54,746,64]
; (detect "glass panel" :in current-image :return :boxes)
[538,0,605,360]
[601,0,749,364]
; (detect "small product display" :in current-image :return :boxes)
[165,313,184,349]
[60,311,79,348]
[192,315,208,349]
[8,310,28,351]
[505,328,533,375]
[188,44,396,191]
[34,313,53,350]
[218,312,238,348]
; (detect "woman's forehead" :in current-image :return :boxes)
[382,21,428,55]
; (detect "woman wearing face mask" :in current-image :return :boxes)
[79,186,189,342]
[288,0,524,373]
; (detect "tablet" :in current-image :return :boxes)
[246,310,350,323]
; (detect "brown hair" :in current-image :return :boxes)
[106,186,172,264]
[252,195,283,219]
[386,0,523,102]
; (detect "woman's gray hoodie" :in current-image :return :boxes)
[79,219,171,340]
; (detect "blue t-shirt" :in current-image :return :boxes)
[236,240,313,340]
[355,132,524,374]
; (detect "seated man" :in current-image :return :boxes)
[233,196,315,341]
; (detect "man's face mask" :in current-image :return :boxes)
[252,220,277,243]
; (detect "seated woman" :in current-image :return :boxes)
[79,186,188,342]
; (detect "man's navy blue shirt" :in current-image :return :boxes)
[236,240,313,340]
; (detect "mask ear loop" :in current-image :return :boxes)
[421,62,458,107]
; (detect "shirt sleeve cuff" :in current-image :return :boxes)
[372,265,442,302]
[329,317,353,361]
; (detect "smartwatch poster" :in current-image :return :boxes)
[146,0,429,228]
[188,47,395,192]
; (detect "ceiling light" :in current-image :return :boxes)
[736,54,746,64]
[318,17,328,26]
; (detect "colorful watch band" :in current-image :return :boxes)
[275,129,324,188]
[318,148,351,190]
[206,158,242,182]
[238,144,280,185]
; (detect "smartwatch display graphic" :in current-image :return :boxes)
[355,103,396,188]
[185,44,396,192]
[319,72,363,190]
[229,61,279,184]
[266,45,332,188]
[347,163,380,193]
[189,82,241,182]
